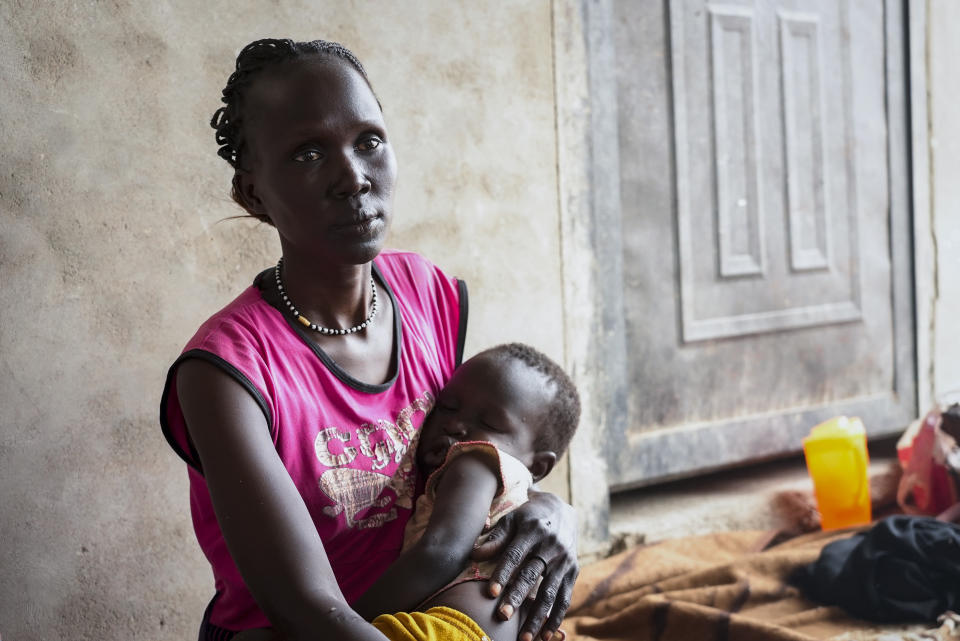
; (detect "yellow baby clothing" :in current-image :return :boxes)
[372,606,492,641]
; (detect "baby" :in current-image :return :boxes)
[353,343,581,641]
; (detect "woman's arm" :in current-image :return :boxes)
[176,358,388,641]
[351,452,500,620]
[472,491,579,641]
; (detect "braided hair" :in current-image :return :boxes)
[480,343,582,456]
[210,38,373,221]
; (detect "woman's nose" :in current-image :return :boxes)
[331,153,371,199]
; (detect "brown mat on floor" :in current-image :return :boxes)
[565,529,926,641]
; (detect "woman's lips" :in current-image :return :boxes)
[334,211,382,236]
[334,206,377,226]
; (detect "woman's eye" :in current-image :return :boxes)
[356,137,382,152]
[293,149,323,162]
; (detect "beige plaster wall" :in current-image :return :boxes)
[0,2,565,639]
[928,1,960,403]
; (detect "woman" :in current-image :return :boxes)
[161,38,578,641]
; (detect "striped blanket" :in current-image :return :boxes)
[565,529,940,641]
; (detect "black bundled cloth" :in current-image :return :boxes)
[790,515,960,623]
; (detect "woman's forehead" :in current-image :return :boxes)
[245,58,380,129]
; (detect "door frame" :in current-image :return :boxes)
[554,0,924,553]
[909,0,935,413]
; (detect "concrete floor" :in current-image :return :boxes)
[609,439,899,546]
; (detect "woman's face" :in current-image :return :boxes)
[239,58,397,266]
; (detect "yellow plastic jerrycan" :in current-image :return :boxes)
[802,416,872,530]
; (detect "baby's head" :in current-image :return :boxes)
[418,343,581,482]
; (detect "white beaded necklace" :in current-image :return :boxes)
[274,257,378,336]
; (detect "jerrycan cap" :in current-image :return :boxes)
[805,416,865,444]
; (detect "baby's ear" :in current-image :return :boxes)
[529,450,557,483]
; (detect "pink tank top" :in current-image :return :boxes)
[161,250,467,631]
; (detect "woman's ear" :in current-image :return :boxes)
[529,451,558,483]
[232,172,271,224]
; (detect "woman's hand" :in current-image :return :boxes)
[471,490,579,641]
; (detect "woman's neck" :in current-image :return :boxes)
[277,250,376,331]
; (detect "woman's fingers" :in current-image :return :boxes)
[520,562,580,641]
[482,492,570,585]
[495,551,550,621]
[484,512,551,601]
[516,557,577,640]
[471,512,515,566]
[475,491,579,636]
[516,558,561,639]
[540,564,578,639]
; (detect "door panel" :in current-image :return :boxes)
[607,0,915,490]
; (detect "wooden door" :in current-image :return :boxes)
[603,0,916,489]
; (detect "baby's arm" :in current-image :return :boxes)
[352,451,500,620]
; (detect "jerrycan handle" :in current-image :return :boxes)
[849,422,869,503]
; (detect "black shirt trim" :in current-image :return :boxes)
[159,349,273,474]
[455,278,469,367]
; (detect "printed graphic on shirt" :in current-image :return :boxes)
[320,467,403,528]
[317,392,433,529]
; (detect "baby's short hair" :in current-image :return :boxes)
[479,343,581,457]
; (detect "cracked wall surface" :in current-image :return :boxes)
[0,2,566,639]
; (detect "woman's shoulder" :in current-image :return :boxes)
[182,279,280,354]
[375,248,445,277]
[376,249,468,370]
[376,249,462,298]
